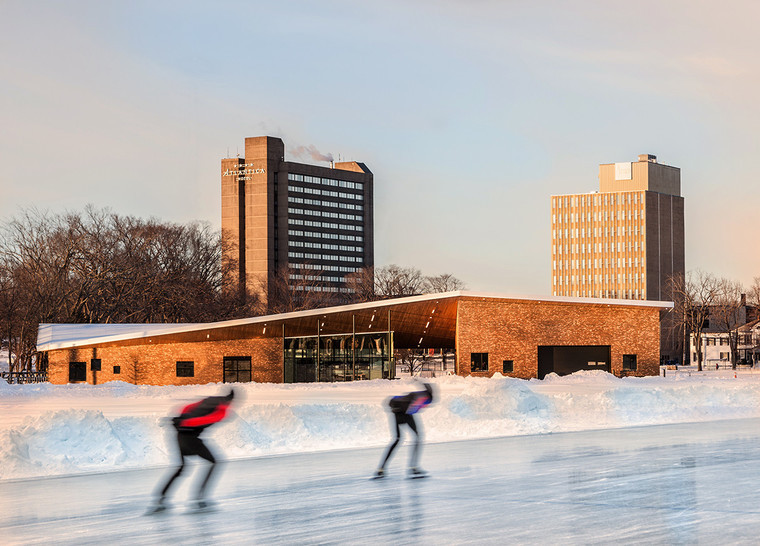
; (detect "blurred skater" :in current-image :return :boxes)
[373,382,434,479]
[149,388,235,513]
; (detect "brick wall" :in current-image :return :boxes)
[455,298,661,378]
[48,337,283,386]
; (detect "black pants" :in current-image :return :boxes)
[159,431,217,500]
[379,412,420,470]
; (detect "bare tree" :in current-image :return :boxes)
[375,264,427,298]
[712,278,746,368]
[265,264,341,314]
[0,206,260,375]
[424,273,466,293]
[749,277,760,311]
[395,348,426,376]
[344,266,375,303]
[670,270,720,371]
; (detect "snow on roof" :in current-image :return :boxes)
[36,290,673,351]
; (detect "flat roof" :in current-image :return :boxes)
[37,291,672,351]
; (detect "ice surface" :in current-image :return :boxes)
[3,371,760,479]
[2,418,760,544]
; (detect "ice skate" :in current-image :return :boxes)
[408,467,428,479]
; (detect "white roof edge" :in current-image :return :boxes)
[459,291,674,309]
[37,291,672,351]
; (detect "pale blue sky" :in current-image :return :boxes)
[2,0,759,293]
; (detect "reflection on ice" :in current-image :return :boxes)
[2,418,760,544]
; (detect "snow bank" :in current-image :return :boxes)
[2,372,760,480]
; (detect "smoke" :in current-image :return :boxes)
[290,144,334,163]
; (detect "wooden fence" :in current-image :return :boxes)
[1,371,48,384]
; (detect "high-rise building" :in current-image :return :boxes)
[222,136,373,306]
[550,154,684,359]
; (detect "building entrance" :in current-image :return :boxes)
[284,331,394,383]
[537,345,610,379]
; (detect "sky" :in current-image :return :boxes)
[2,0,759,294]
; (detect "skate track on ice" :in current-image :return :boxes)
[2,418,760,544]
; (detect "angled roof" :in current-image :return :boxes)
[37,291,672,352]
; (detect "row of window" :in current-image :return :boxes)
[292,285,355,293]
[554,241,644,254]
[554,226,643,239]
[288,172,364,190]
[555,257,644,270]
[69,358,255,382]
[288,252,362,262]
[289,218,364,232]
[290,263,359,274]
[468,353,637,372]
[288,184,363,201]
[704,337,731,346]
[470,353,513,373]
[290,273,344,283]
[554,274,644,285]
[288,229,363,242]
[288,196,364,211]
[693,352,732,361]
[288,208,363,222]
[554,192,643,208]
[289,240,362,253]
[556,289,645,300]
[553,209,643,225]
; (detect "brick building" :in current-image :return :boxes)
[38,292,670,385]
[222,136,373,308]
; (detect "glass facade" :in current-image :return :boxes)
[284,332,394,383]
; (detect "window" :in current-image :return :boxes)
[503,360,514,373]
[471,353,488,372]
[113,365,121,375]
[69,362,86,382]
[720,352,729,360]
[90,358,101,371]
[622,354,637,371]
[224,356,252,383]
[176,361,195,377]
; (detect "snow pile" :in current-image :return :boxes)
[2,371,760,480]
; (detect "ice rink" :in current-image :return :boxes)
[3,417,760,545]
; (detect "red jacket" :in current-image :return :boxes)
[173,394,232,433]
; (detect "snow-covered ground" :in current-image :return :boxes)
[2,370,760,481]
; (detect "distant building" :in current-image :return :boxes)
[551,154,685,360]
[222,136,374,308]
[690,319,760,367]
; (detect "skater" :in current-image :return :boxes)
[150,388,235,513]
[373,381,434,479]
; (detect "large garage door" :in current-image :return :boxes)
[537,345,610,379]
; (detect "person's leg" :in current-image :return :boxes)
[405,415,423,471]
[158,433,189,501]
[378,413,403,470]
[192,438,218,501]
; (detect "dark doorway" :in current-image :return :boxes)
[69,361,86,382]
[537,345,610,379]
[224,356,252,383]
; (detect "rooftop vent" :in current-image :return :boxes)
[638,154,657,163]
